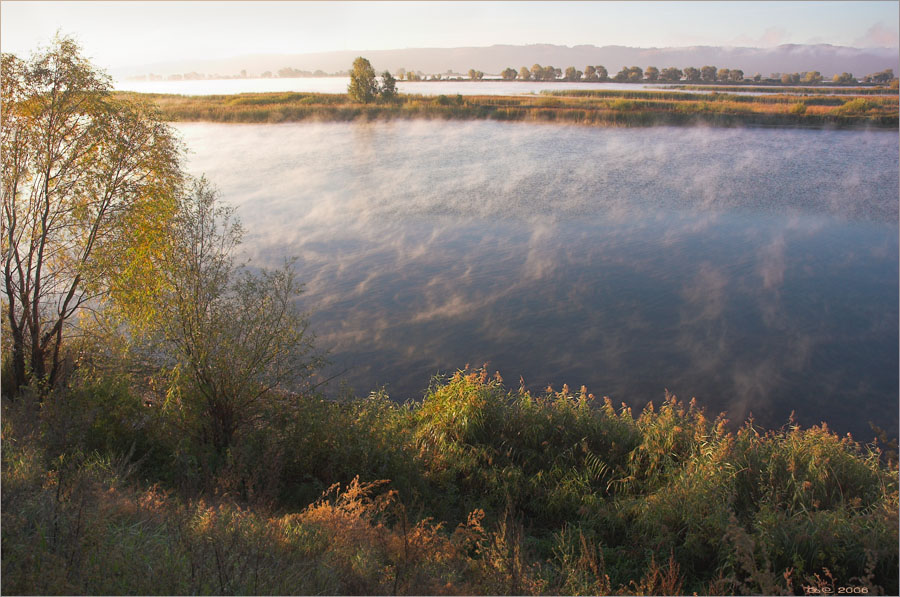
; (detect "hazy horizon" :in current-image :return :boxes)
[2,1,897,75]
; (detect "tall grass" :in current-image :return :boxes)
[3,368,897,594]
[120,89,899,129]
[668,85,899,96]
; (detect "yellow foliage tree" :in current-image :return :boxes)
[1,36,183,393]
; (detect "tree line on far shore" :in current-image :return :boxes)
[495,64,896,85]
[360,55,896,87]
[350,55,897,103]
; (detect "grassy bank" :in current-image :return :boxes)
[128,89,899,129]
[3,369,897,595]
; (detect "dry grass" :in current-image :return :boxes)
[120,89,899,129]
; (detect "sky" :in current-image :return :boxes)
[2,1,898,71]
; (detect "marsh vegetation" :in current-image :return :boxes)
[132,87,899,128]
[3,37,898,596]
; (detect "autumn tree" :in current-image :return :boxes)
[833,72,855,84]
[729,69,744,82]
[869,69,894,83]
[701,65,718,82]
[802,71,823,84]
[683,67,701,82]
[717,68,731,82]
[519,66,532,81]
[501,67,518,80]
[564,66,582,81]
[584,65,597,81]
[348,56,378,103]
[660,67,683,82]
[644,66,659,81]
[595,65,609,81]
[1,36,182,394]
[544,65,561,80]
[468,69,484,80]
[616,66,642,82]
[531,64,560,81]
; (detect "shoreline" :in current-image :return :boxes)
[129,90,900,129]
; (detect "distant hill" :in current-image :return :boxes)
[113,43,899,79]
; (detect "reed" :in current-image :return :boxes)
[121,89,899,129]
[668,84,899,95]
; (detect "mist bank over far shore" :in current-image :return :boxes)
[113,42,900,80]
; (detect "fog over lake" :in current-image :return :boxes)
[177,121,898,439]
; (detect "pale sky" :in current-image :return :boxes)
[2,1,898,71]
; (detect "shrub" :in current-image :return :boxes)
[836,98,873,114]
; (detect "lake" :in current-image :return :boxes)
[176,120,898,440]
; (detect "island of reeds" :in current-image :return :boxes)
[130,87,900,129]
[3,39,898,597]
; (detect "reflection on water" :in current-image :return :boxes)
[178,121,898,439]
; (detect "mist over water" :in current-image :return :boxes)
[177,121,898,439]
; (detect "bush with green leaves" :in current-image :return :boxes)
[129,179,324,461]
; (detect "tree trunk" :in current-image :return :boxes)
[8,324,28,395]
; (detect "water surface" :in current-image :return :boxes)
[177,121,898,439]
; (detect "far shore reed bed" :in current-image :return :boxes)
[126,88,899,129]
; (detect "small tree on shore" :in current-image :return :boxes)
[348,57,378,103]
[701,65,718,82]
[380,70,397,101]
[501,67,518,80]
[802,71,823,84]
[149,179,322,455]
[564,66,582,81]
[660,67,683,82]
[833,72,855,84]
